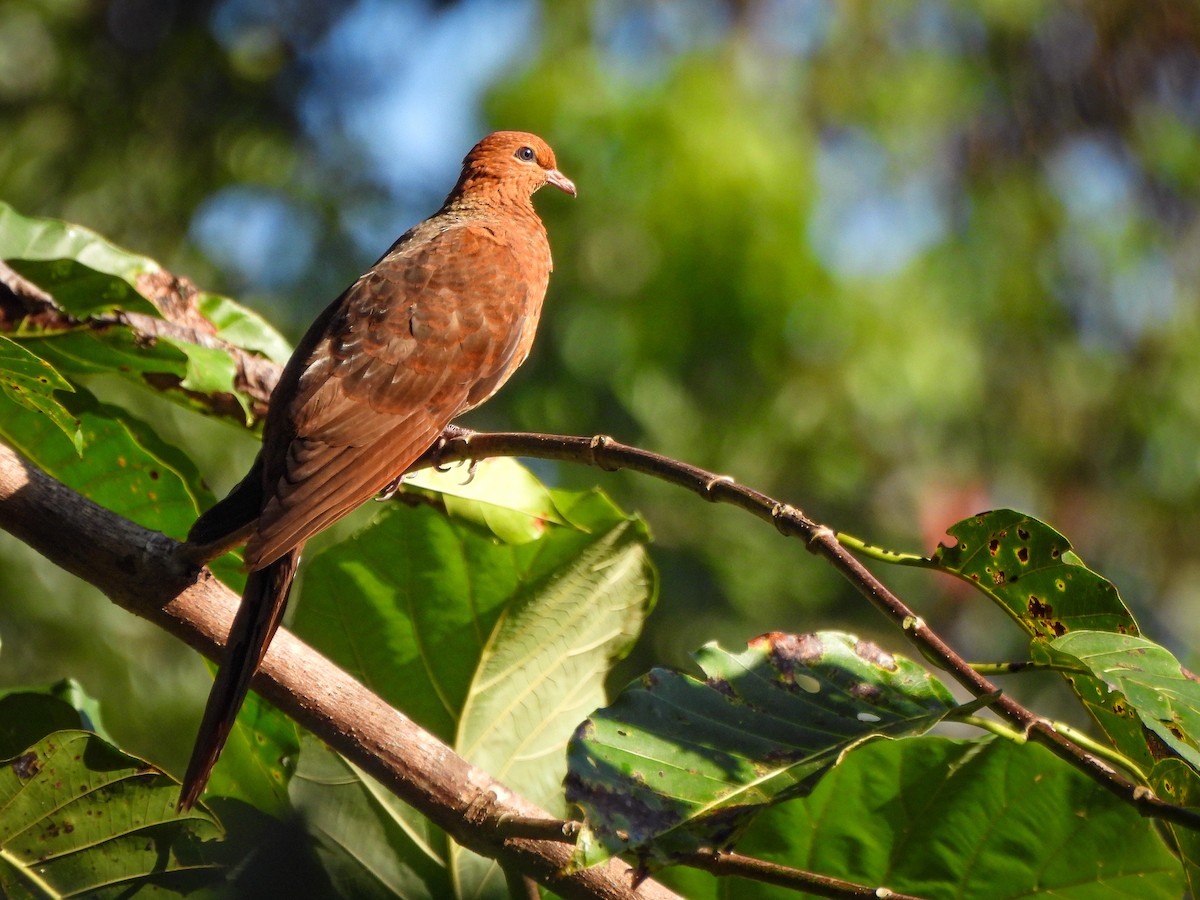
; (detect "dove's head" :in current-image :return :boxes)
[453,131,576,202]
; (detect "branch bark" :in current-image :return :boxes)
[0,261,279,421]
[0,439,679,900]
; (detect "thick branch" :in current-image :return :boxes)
[0,440,678,900]
[410,430,1200,833]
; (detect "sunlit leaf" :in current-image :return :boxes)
[0,731,223,898]
[1,203,287,419]
[567,631,958,867]
[1034,631,1200,769]
[0,335,81,453]
[0,200,157,283]
[933,511,1156,773]
[294,486,654,897]
[931,509,1139,638]
[0,384,212,539]
[195,291,292,365]
[404,456,564,543]
[160,335,248,420]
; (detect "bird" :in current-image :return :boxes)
[177,131,575,810]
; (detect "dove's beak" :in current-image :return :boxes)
[545,169,577,197]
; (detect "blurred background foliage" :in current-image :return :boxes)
[3,0,1200,772]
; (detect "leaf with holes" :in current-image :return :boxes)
[931,509,1138,638]
[1034,631,1200,770]
[0,383,212,540]
[0,731,222,898]
[1,202,289,418]
[1150,759,1200,896]
[933,512,1155,772]
[566,631,959,867]
[0,335,81,453]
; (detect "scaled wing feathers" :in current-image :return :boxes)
[243,225,537,569]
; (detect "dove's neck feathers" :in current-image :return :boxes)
[437,173,551,271]
[442,174,544,221]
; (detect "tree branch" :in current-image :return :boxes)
[409,430,1200,833]
[0,439,679,900]
[0,262,279,421]
[492,817,924,900]
[680,850,928,900]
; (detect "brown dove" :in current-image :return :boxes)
[178,131,575,810]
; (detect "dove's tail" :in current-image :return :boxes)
[177,547,301,810]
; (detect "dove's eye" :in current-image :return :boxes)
[515,146,536,162]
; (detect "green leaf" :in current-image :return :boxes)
[160,335,248,419]
[163,338,237,396]
[0,692,90,760]
[17,328,188,378]
[289,735,449,900]
[931,509,1139,637]
[19,328,252,423]
[933,513,1159,773]
[567,631,958,867]
[0,202,288,418]
[1034,631,1200,770]
[195,291,292,365]
[404,456,565,543]
[6,257,159,318]
[1149,759,1200,897]
[200,690,298,818]
[0,335,81,453]
[0,730,224,898]
[0,384,213,538]
[293,486,654,897]
[45,678,112,742]
[0,200,157,283]
[661,736,1182,900]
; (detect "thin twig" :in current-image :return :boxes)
[834,530,926,565]
[408,429,1200,832]
[492,816,930,899]
[963,714,1147,780]
[969,661,1039,675]
[495,815,582,843]
[680,850,929,900]
[1053,721,1150,782]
